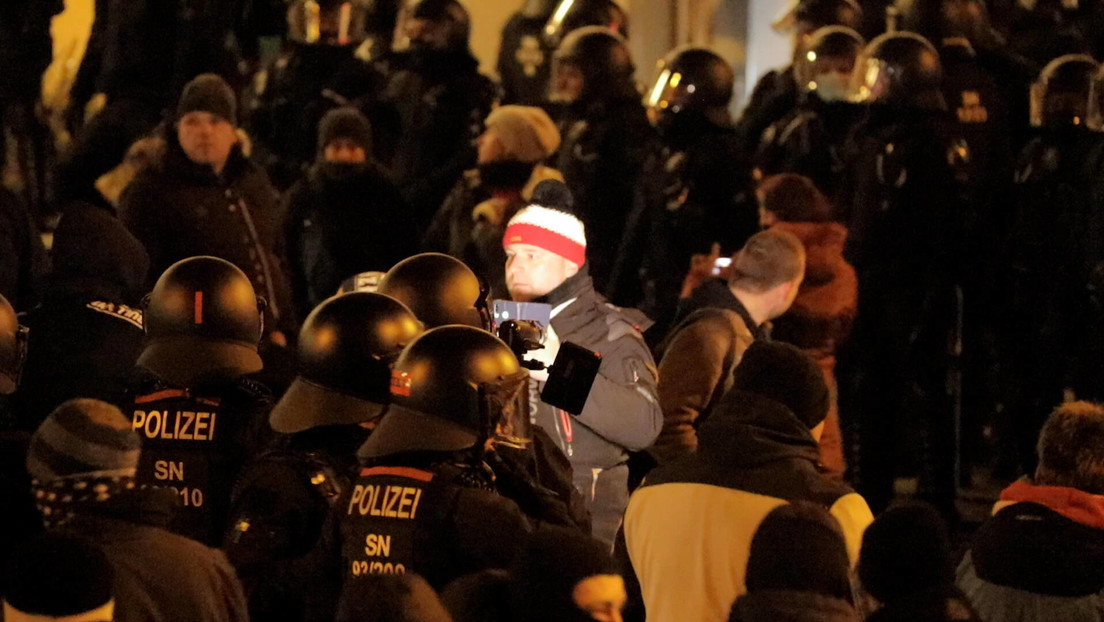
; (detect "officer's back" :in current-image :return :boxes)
[125,256,272,547]
[334,326,531,603]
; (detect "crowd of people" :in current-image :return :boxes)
[3,0,1104,620]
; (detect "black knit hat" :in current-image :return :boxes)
[335,574,451,622]
[511,526,618,622]
[732,341,829,428]
[745,501,853,602]
[858,502,954,604]
[176,73,237,125]
[4,532,115,619]
[318,107,373,155]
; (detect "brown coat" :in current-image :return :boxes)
[771,221,858,480]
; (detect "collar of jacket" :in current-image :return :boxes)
[697,391,821,468]
[687,277,769,340]
[730,589,860,622]
[998,479,1104,530]
[68,487,176,530]
[535,267,654,335]
[534,265,596,309]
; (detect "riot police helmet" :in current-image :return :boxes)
[377,253,489,330]
[400,0,472,52]
[774,0,863,37]
[138,256,266,386]
[848,31,946,111]
[550,26,635,104]
[542,0,629,49]
[270,293,424,434]
[794,26,865,101]
[286,0,372,46]
[646,47,735,125]
[0,294,28,395]
[1087,63,1104,131]
[359,325,527,458]
[1032,54,1098,128]
[898,0,995,45]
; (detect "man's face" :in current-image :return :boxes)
[550,60,585,103]
[324,138,367,163]
[505,244,577,302]
[177,111,236,172]
[573,574,628,622]
[404,17,450,50]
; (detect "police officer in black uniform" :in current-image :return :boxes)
[125,256,273,546]
[550,27,656,299]
[618,46,758,332]
[225,291,423,621]
[1001,54,1102,475]
[737,0,863,156]
[837,32,968,517]
[368,0,497,232]
[247,0,383,190]
[756,25,865,204]
[329,326,531,606]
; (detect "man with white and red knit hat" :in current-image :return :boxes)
[503,179,662,547]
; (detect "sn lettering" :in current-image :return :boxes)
[154,460,185,481]
[364,533,392,557]
[132,410,217,441]
[346,484,422,519]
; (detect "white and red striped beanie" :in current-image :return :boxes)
[502,181,587,266]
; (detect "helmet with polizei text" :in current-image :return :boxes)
[139,256,265,386]
[270,293,424,434]
[0,293,28,395]
[377,253,489,330]
[358,326,527,459]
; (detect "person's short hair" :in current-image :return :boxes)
[1036,401,1104,494]
[729,229,806,293]
[758,174,834,223]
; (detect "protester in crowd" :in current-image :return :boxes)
[957,401,1104,621]
[619,341,873,622]
[729,501,860,622]
[26,398,249,622]
[283,107,417,319]
[424,105,563,298]
[504,180,662,547]
[760,174,857,480]
[119,73,295,339]
[649,229,806,466]
[860,502,980,621]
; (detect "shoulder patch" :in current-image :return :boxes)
[86,301,143,329]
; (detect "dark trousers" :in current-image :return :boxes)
[572,463,629,549]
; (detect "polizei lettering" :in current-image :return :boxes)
[346,484,423,520]
[132,410,218,441]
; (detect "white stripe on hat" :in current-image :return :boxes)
[507,205,587,247]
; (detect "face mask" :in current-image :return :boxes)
[814,71,851,103]
[319,161,367,181]
[478,160,536,192]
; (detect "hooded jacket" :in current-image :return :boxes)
[619,389,872,622]
[56,488,249,622]
[956,479,1104,622]
[14,203,149,430]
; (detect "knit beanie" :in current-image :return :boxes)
[502,179,587,266]
[511,525,619,622]
[731,341,829,429]
[758,173,834,223]
[3,532,115,621]
[336,574,452,622]
[176,73,237,125]
[483,105,561,163]
[745,501,853,602]
[26,399,141,482]
[858,502,954,605]
[318,106,373,154]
